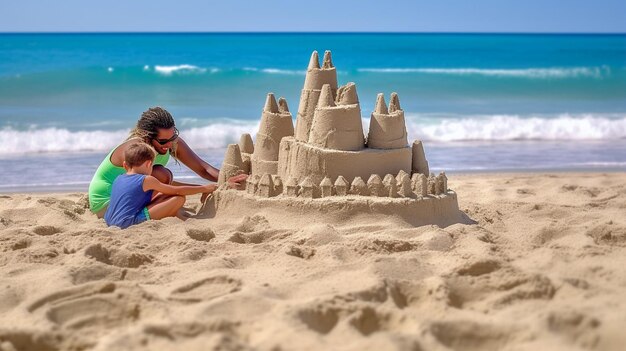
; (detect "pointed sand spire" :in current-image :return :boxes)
[322,50,334,68]
[334,176,349,196]
[258,173,274,198]
[350,177,368,196]
[263,93,279,113]
[317,84,335,108]
[247,174,260,195]
[374,93,388,115]
[272,175,283,196]
[299,177,315,198]
[367,174,383,197]
[278,97,290,113]
[334,85,345,104]
[383,174,397,198]
[396,169,409,184]
[428,173,437,195]
[308,50,320,70]
[284,177,299,197]
[337,82,359,105]
[388,92,401,113]
[320,177,333,197]
[217,144,244,185]
[439,171,448,193]
[239,133,254,154]
[418,173,428,196]
[399,174,412,197]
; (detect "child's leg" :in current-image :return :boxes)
[147,194,185,220]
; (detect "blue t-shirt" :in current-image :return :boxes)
[104,174,153,229]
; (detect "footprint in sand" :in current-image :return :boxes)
[353,238,419,255]
[84,244,153,268]
[168,276,242,303]
[546,310,601,348]
[0,217,11,226]
[296,302,395,336]
[297,306,341,334]
[445,260,555,310]
[68,264,124,284]
[26,282,146,331]
[428,320,516,351]
[285,245,316,259]
[235,215,270,233]
[586,223,626,246]
[32,225,63,236]
[346,306,392,336]
[0,329,64,351]
[227,228,287,244]
[10,237,31,250]
[185,228,215,242]
[295,281,409,335]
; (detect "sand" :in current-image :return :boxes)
[1,172,625,351]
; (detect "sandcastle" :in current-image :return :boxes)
[207,51,462,227]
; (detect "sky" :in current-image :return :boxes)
[1,0,625,33]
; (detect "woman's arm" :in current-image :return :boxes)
[172,138,220,182]
[143,175,217,196]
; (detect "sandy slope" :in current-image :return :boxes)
[0,173,624,351]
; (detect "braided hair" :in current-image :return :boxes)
[128,107,178,157]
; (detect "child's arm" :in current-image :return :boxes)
[143,176,216,196]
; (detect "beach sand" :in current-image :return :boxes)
[0,173,624,351]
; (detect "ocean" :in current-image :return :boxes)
[1,33,625,192]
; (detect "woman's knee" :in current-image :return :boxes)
[152,165,173,184]
[173,195,186,207]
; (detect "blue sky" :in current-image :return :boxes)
[1,0,625,33]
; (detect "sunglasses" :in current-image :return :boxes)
[153,128,179,145]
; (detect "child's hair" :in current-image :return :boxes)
[124,142,156,168]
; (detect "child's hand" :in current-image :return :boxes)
[203,183,217,192]
[200,183,217,203]
[227,174,248,190]
[200,191,210,203]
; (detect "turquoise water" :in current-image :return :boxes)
[0,33,625,190]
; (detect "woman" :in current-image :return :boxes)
[89,106,242,218]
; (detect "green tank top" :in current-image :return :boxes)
[88,144,170,213]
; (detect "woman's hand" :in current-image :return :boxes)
[227,174,248,190]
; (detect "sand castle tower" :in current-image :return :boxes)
[217,144,244,186]
[278,87,412,184]
[307,83,365,151]
[294,51,338,142]
[250,93,294,175]
[367,93,408,149]
[211,50,461,228]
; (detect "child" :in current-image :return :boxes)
[104,142,245,229]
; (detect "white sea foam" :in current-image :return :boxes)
[154,64,208,75]
[403,114,626,141]
[0,121,259,155]
[358,66,610,79]
[2,115,625,155]
[260,68,306,75]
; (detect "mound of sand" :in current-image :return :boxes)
[0,173,625,350]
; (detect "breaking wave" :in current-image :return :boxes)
[0,121,258,155]
[2,114,626,155]
[405,114,626,141]
[260,68,306,75]
[153,65,216,75]
[358,66,610,79]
